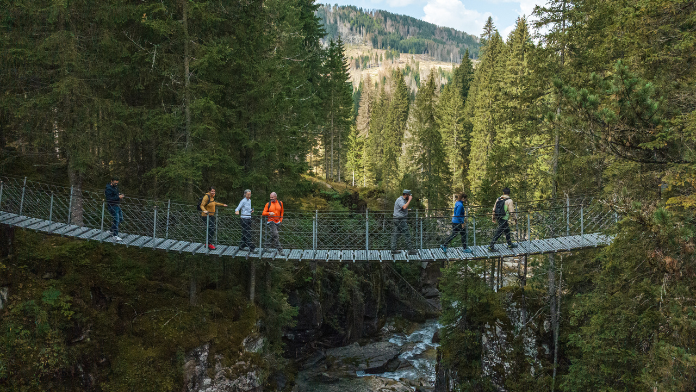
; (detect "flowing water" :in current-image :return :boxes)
[357,318,440,385]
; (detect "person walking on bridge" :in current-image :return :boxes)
[262,192,284,253]
[105,177,125,241]
[392,190,417,255]
[441,193,473,254]
[200,187,228,250]
[489,187,518,252]
[235,189,256,252]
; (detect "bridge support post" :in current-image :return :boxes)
[258,216,263,251]
[472,217,476,247]
[580,206,584,238]
[0,181,4,211]
[165,200,171,239]
[49,193,54,225]
[153,206,158,249]
[566,196,570,236]
[527,214,531,241]
[314,210,318,251]
[100,201,105,242]
[365,209,369,251]
[205,214,210,254]
[19,177,26,216]
[67,185,74,225]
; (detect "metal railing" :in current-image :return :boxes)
[0,175,617,252]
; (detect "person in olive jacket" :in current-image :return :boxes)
[200,186,228,250]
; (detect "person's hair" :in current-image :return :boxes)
[111,176,119,182]
[503,187,510,195]
[208,186,216,192]
[458,193,468,200]
[244,189,251,195]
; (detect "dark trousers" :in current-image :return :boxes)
[108,205,123,236]
[443,222,467,248]
[265,222,281,250]
[240,218,255,250]
[391,218,413,250]
[201,215,216,244]
[490,218,511,246]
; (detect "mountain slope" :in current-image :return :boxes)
[317,5,480,62]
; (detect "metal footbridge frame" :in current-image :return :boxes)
[0,176,615,262]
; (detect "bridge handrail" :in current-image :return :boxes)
[0,176,617,252]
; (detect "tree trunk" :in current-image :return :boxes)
[182,0,193,198]
[68,166,84,226]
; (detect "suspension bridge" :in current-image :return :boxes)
[0,176,615,262]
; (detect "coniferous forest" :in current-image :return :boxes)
[1,0,696,391]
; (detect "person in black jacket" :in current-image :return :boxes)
[105,177,125,241]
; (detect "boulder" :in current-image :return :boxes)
[183,343,262,392]
[325,341,401,372]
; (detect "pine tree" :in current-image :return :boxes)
[321,38,354,182]
[466,31,506,203]
[381,69,410,189]
[410,72,451,208]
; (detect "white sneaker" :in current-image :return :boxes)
[113,235,123,241]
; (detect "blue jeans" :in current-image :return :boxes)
[108,205,124,236]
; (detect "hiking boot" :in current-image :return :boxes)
[250,248,258,253]
[488,245,499,252]
[440,244,448,253]
[391,250,402,254]
[208,244,216,250]
[277,248,284,254]
[507,243,518,249]
[408,249,419,255]
[462,247,473,253]
[113,235,122,241]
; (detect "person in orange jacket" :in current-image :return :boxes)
[200,187,228,250]
[262,192,284,252]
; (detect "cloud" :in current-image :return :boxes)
[422,0,494,35]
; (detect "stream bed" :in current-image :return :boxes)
[295,318,440,392]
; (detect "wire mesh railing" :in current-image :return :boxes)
[0,176,618,253]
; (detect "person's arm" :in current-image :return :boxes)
[278,202,284,223]
[262,203,270,216]
[492,199,497,222]
[235,199,244,214]
[507,199,516,222]
[402,195,412,209]
[214,201,228,207]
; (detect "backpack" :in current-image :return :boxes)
[493,197,507,219]
[197,194,211,212]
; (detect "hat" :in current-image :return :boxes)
[402,189,412,195]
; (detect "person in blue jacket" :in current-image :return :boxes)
[440,193,473,253]
[104,176,125,241]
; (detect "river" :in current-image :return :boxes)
[295,318,441,391]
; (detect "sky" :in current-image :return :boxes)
[322,0,547,39]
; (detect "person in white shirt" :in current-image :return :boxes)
[235,189,256,252]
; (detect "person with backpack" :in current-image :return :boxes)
[261,192,284,253]
[199,187,228,250]
[235,189,256,252]
[489,187,518,252]
[392,190,417,255]
[105,176,125,241]
[440,193,473,254]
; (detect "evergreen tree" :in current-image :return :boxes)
[466,31,506,203]
[321,38,353,182]
[381,69,410,189]
[410,72,451,208]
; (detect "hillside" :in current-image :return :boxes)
[317,4,480,62]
